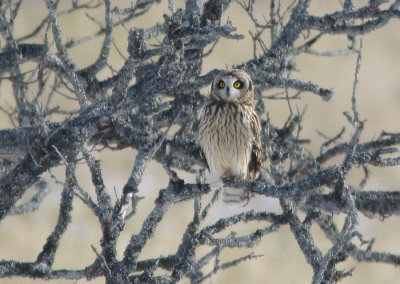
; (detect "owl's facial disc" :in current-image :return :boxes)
[216,77,244,101]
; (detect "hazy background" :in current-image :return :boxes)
[1,0,400,283]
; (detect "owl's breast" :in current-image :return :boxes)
[199,102,253,178]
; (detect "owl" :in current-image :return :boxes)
[198,69,261,206]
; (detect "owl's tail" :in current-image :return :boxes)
[221,187,252,208]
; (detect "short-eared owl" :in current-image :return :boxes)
[198,69,261,206]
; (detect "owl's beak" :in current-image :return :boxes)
[226,86,230,97]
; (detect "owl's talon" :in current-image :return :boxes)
[209,181,224,190]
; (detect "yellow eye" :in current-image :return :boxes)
[234,81,242,88]
[218,81,225,88]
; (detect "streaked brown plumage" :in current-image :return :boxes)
[198,69,261,205]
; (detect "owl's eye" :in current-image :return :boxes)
[218,80,225,89]
[233,81,242,89]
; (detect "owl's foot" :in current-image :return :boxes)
[209,180,224,190]
[220,176,251,208]
[221,187,251,208]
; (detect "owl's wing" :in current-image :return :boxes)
[248,112,261,180]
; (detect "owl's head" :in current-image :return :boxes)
[210,69,254,102]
